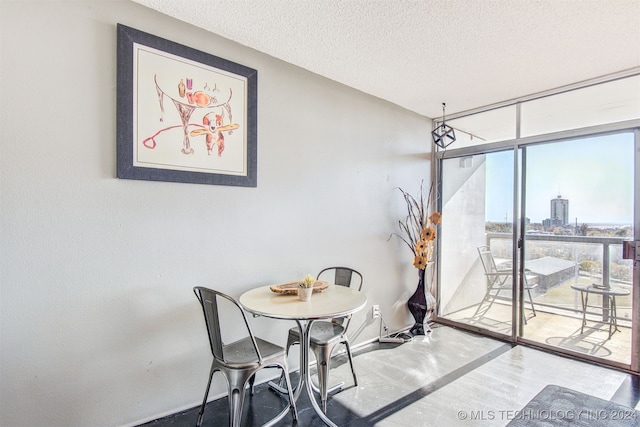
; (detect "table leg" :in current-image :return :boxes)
[268,320,342,426]
[602,293,611,323]
[579,291,588,334]
[608,295,621,338]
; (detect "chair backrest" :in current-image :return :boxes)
[317,266,363,291]
[477,245,517,290]
[317,267,363,328]
[193,287,261,363]
[477,245,499,275]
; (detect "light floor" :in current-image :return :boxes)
[142,324,640,426]
[446,301,632,364]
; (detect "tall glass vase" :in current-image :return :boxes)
[407,268,435,335]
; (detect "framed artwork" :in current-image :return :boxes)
[116,24,257,187]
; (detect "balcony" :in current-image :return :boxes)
[442,232,634,365]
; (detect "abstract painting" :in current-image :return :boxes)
[117,24,257,187]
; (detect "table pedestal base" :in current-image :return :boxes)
[267,320,339,427]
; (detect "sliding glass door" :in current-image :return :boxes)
[438,131,638,369]
[438,150,515,339]
[519,133,636,366]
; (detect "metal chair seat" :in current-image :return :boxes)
[293,322,346,345]
[222,336,284,367]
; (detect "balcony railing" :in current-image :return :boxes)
[484,232,634,323]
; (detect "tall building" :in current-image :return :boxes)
[550,195,569,226]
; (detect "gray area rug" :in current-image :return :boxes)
[507,384,640,426]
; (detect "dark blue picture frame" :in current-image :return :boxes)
[116,24,257,187]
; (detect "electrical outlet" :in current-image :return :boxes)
[371,305,381,318]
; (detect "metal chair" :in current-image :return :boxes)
[282,267,363,412]
[475,246,537,323]
[193,287,298,427]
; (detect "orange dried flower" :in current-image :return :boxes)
[415,240,428,255]
[413,255,428,269]
[420,226,436,241]
[429,211,442,225]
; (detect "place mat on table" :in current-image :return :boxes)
[269,280,328,295]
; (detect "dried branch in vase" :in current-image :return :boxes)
[390,180,442,271]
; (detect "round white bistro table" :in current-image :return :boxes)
[239,283,367,427]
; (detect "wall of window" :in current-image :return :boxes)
[435,69,640,368]
[435,71,640,149]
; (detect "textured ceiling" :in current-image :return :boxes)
[132,0,640,119]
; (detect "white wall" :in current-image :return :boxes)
[0,1,432,426]
[440,157,489,314]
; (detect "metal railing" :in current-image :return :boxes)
[486,232,631,286]
[485,232,633,322]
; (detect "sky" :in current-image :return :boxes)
[485,133,635,225]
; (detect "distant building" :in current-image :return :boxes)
[542,217,564,228]
[525,257,577,291]
[550,195,569,226]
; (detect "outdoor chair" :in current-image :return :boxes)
[475,246,538,323]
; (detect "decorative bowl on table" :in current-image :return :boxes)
[269,280,329,295]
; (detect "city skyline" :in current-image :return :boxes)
[485,133,634,225]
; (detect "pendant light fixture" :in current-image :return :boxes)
[431,102,456,149]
